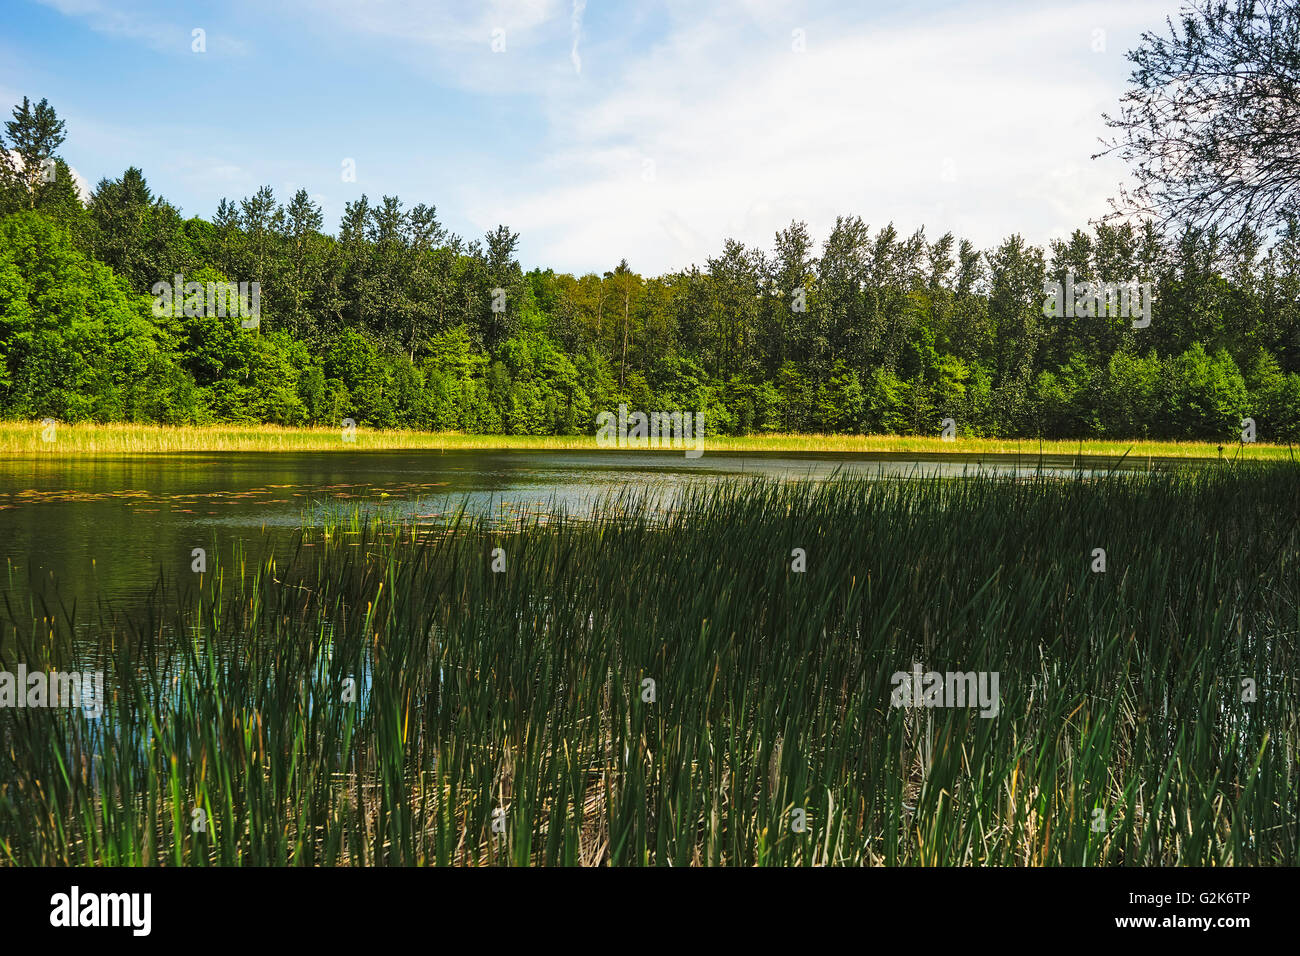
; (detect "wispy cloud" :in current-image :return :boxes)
[282,0,567,92]
[35,0,249,55]
[570,0,586,74]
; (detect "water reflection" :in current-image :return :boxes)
[0,448,1199,620]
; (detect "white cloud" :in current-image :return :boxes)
[467,0,1174,273]
[4,149,92,200]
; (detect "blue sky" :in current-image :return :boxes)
[2,0,1180,275]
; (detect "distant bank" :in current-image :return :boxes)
[0,422,1293,460]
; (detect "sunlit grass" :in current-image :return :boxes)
[1,464,1296,865]
[0,420,1294,459]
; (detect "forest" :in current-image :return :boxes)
[3,96,1300,441]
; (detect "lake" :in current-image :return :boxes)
[0,448,1197,623]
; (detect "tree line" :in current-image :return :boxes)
[3,97,1300,441]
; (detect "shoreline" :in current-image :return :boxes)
[0,422,1294,459]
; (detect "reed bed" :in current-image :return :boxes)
[0,419,1293,459]
[1,464,1298,865]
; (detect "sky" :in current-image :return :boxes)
[1,0,1182,276]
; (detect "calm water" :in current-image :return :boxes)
[0,449,1188,620]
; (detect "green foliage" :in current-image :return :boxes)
[3,91,1300,441]
[0,211,194,422]
[1164,343,1249,439]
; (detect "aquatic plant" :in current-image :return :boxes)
[1,464,1296,865]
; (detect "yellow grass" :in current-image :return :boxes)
[0,421,1293,459]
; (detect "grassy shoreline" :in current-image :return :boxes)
[0,421,1295,459]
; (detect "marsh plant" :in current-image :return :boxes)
[0,465,1297,866]
[890,667,1000,718]
[0,667,103,717]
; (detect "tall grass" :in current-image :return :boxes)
[0,419,1294,459]
[1,464,1297,865]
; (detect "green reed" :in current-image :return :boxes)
[1,463,1297,865]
